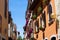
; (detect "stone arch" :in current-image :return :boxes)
[50,35,56,40]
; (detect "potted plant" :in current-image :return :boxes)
[32,14,37,20]
[43,0,47,5]
[39,26,43,30]
[39,25,45,31]
[37,6,42,13]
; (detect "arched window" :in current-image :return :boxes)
[42,11,46,28]
[35,20,39,33]
[48,3,52,21]
[51,37,56,40]
[48,3,54,25]
[40,11,46,29]
[48,3,52,14]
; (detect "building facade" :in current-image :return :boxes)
[0,0,8,40]
[24,0,60,40]
[13,24,17,40]
[8,11,17,40]
[0,0,17,40]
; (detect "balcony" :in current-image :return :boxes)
[29,0,50,10]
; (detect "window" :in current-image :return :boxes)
[48,3,52,21]
[48,3,54,25]
[42,11,46,28]
[40,11,46,29]
[35,20,39,33]
[8,11,11,24]
[4,0,7,18]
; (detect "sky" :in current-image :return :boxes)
[9,0,28,38]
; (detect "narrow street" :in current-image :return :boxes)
[0,0,60,40]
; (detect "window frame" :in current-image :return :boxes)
[47,3,54,26]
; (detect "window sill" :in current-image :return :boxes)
[48,19,55,26]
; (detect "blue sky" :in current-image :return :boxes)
[9,0,28,38]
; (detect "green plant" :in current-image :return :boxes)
[32,14,37,19]
[17,36,22,40]
[39,26,43,30]
[37,7,42,13]
[43,0,47,5]
[43,0,47,3]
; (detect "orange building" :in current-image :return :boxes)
[0,0,17,40]
[0,0,8,40]
[24,0,60,40]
